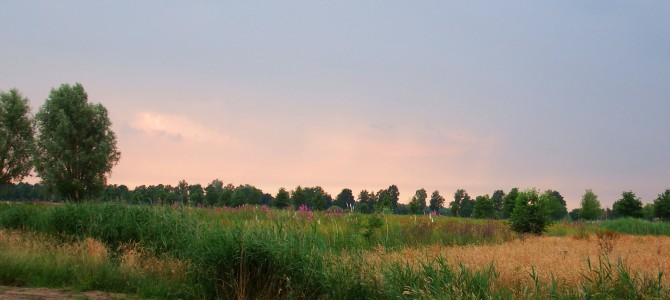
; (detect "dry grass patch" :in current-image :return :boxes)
[118,242,190,283]
[365,235,670,289]
[0,229,191,290]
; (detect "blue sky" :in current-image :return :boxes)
[2,1,669,208]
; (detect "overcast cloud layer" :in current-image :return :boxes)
[2,1,669,208]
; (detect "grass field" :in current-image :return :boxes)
[0,202,668,299]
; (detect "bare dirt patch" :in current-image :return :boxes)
[0,286,130,300]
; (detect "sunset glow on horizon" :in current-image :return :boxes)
[4,1,669,208]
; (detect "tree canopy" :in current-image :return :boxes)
[612,191,643,218]
[491,190,505,215]
[409,188,427,214]
[0,89,35,185]
[501,188,519,219]
[509,188,551,234]
[333,188,354,209]
[34,83,120,201]
[274,187,290,208]
[429,190,445,213]
[579,189,601,220]
[472,195,496,219]
[653,189,670,221]
[541,190,567,220]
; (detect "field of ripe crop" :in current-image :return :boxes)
[0,202,668,299]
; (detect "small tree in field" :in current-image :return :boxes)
[509,188,551,235]
[579,189,601,220]
[613,191,643,218]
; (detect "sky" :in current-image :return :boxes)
[2,1,669,209]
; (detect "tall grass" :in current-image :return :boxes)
[0,202,668,299]
[601,217,670,235]
[0,229,195,298]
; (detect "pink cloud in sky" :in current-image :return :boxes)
[130,112,241,146]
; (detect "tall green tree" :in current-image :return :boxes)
[273,187,290,208]
[260,193,273,206]
[579,189,601,220]
[642,203,655,220]
[472,195,496,219]
[491,190,505,214]
[234,184,263,206]
[429,190,445,213]
[408,188,427,214]
[334,188,355,209]
[34,83,120,201]
[386,184,400,209]
[219,184,235,206]
[449,189,464,217]
[509,188,551,234]
[291,186,307,209]
[204,179,224,207]
[450,189,472,217]
[176,180,189,205]
[502,188,519,218]
[541,190,568,220]
[375,185,400,212]
[0,89,35,185]
[460,195,475,218]
[377,189,392,211]
[302,186,330,209]
[188,184,204,206]
[612,191,643,218]
[358,189,374,213]
[654,189,670,221]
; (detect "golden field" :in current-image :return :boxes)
[363,234,670,290]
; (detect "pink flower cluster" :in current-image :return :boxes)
[294,204,314,222]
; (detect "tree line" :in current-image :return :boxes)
[3,179,670,222]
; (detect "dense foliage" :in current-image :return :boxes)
[34,83,120,202]
[509,189,552,234]
[579,189,602,220]
[613,191,644,218]
[654,189,670,221]
[0,89,35,184]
